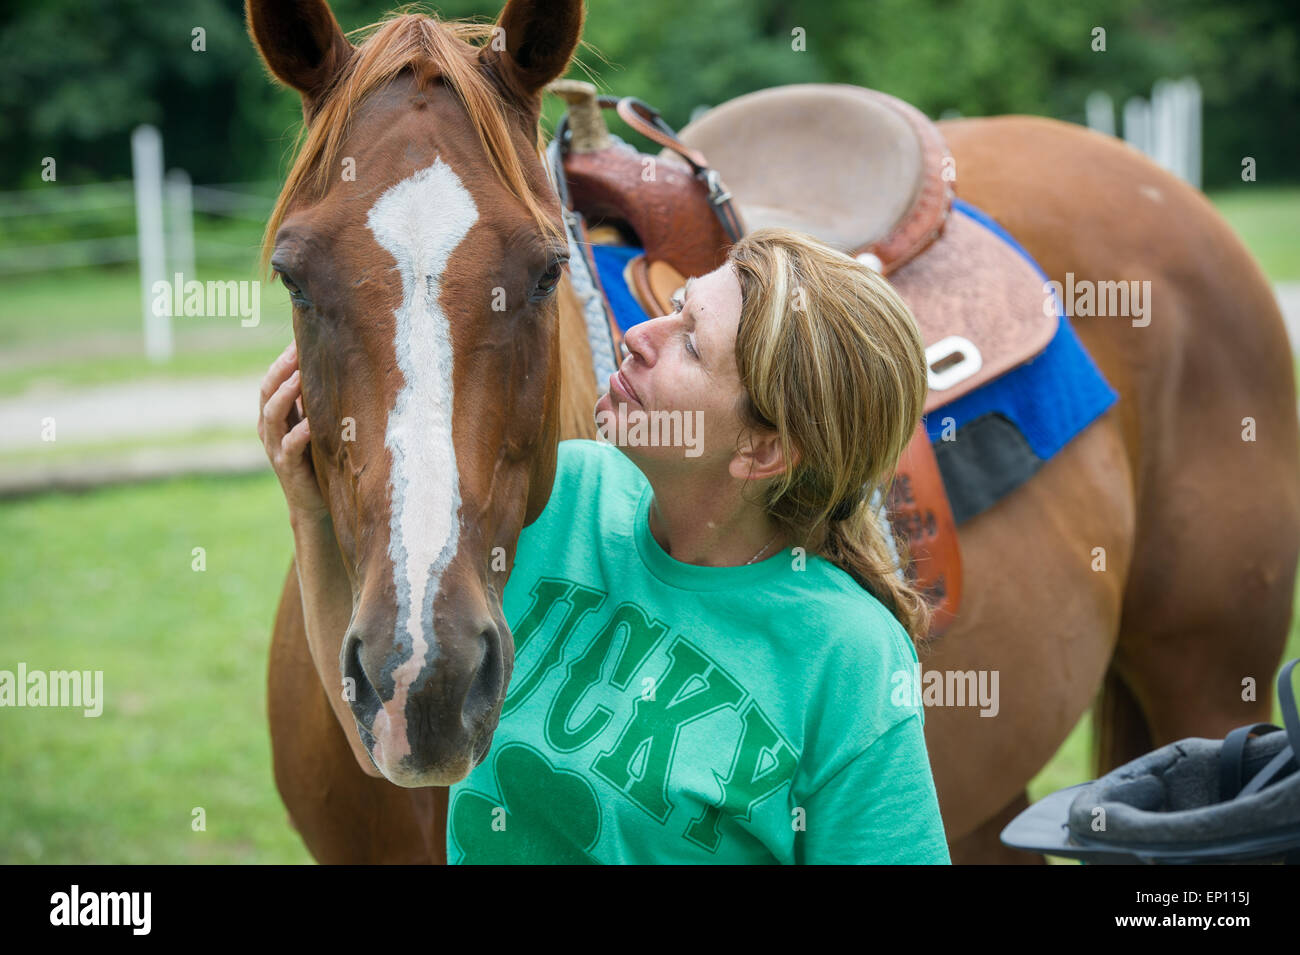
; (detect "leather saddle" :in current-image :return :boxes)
[547,82,1058,637]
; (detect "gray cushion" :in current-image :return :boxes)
[1067,732,1298,847]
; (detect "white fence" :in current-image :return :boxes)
[0,124,275,361]
[1086,77,1202,189]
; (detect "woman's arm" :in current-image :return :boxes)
[794,713,951,864]
[259,341,379,775]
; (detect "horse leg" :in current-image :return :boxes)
[939,116,1300,772]
[268,559,445,863]
[921,414,1135,854]
[947,791,1046,865]
[1097,306,1298,755]
[1100,245,1297,756]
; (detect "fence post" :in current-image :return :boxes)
[1085,90,1115,137]
[1122,96,1151,156]
[132,124,171,362]
[1184,77,1202,190]
[165,168,196,288]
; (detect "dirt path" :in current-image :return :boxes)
[0,373,266,496]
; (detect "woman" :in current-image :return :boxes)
[260,227,950,864]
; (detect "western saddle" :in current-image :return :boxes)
[546,81,1060,638]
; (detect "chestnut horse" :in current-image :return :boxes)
[251,0,1299,863]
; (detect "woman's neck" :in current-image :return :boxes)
[644,479,787,567]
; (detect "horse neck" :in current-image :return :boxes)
[556,270,599,441]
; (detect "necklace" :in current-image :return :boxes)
[745,531,781,565]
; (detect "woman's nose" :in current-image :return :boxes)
[623,317,666,360]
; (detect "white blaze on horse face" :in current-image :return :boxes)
[365,159,477,772]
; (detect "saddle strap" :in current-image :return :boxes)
[1219,722,1283,801]
[605,96,747,244]
[889,421,963,636]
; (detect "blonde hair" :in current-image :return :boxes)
[727,228,934,648]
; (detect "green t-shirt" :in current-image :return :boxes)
[446,438,950,864]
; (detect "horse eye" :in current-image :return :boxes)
[532,258,567,300]
[276,270,303,296]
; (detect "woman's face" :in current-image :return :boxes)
[594,262,749,469]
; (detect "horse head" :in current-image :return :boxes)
[248,0,585,786]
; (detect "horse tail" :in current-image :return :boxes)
[1090,664,1154,779]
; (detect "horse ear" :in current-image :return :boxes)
[245,0,355,118]
[479,0,585,115]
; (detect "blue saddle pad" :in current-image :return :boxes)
[590,244,654,333]
[922,200,1119,522]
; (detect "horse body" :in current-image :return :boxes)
[256,0,1299,864]
[929,116,1299,860]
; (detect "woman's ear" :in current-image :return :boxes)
[731,429,793,483]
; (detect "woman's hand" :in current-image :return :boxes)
[258,340,328,520]
[259,342,376,775]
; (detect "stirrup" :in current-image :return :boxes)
[1000,658,1300,864]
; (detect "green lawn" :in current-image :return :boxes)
[0,207,292,398]
[1210,186,1300,282]
[0,262,292,398]
[1,470,1296,863]
[0,471,311,863]
[0,341,286,401]
[0,210,285,350]
[0,425,255,466]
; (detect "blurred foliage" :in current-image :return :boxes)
[0,0,1295,190]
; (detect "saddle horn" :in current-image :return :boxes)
[546,79,612,153]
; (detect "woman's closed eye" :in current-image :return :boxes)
[670,293,698,358]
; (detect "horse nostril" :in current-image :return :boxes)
[463,625,503,726]
[343,636,381,724]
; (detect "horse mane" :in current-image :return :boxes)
[259,9,564,272]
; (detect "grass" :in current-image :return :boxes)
[0,257,293,400]
[1,469,1297,863]
[0,426,256,466]
[0,211,281,350]
[0,471,311,863]
[0,208,291,398]
[0,340,285,400]
[0,266,143,346]
[1209,186,1300,281]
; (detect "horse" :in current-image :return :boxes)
[250,0,1300,863]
